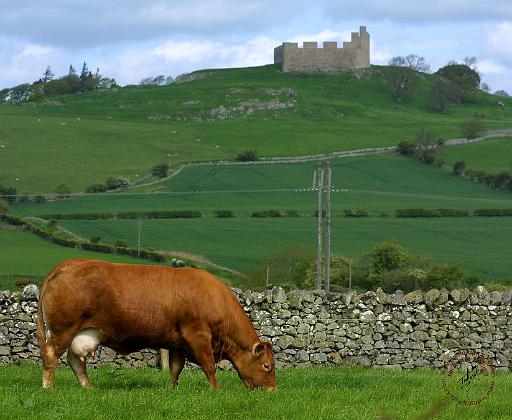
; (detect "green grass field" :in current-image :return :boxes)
[439,137,512,173]
[1,65,511,193]
[1,364,509,419]
[9,154,512,282]
[0,224,160,288]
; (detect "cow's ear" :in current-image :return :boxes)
[252,341,265,357]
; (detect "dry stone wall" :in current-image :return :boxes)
[1,285,511,371]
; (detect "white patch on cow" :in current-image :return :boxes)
[70,328,102,358]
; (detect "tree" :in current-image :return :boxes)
[106,177,129,190]
[461,117,485,139]
[90,235,101,244]
[152,75,165,85]
[403,54,430,73]
[480,82,490,93]
[386,56,423,102]
[0,198,8,214]
[165,76,174,85]
[494,89,510,97]
[369,241,409,273]
[42,66,54,83]
[68,65,77,76]
[85,182,108,193]
[235,149,260,162]
[80,62,90,81]
[55,184,71,196]
[151,163,170,178]
[463,56,478,70]
[0,185,17,203]
[415,128,441,164]
[434,64,480,103]
[453,160,466,176]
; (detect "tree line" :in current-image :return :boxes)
[0,63,118,103]
[385,55,509,111]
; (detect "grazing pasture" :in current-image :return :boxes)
[1,365,509,419]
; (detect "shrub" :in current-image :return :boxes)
[85,182,108,193]
[395,208,468,217]
[461,117,484,139]
[453,160,466,176]
[90,235,101,243]
[55,184,71,196]
[251,210,284,217]
[14,278,32,287]
[0,185,17,203]
[313,209,326,217]
[474,208,512,217]
[284,209,299,217]
[151,163,170,178]
[0,198,7,214]
[17,194,31,204]
[47,219,58,229]
[396,140,416,156]
[368,241,409,273]
[235,149,259,162]
[113,239,129,248]
[213,210,234,218]
[106,177,129,190]
[343,209,369,217]
[33,194,47,203]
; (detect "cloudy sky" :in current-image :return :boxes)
[1,0,511,92]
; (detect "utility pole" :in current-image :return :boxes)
[316,164,324,291]
[325,162,332,292]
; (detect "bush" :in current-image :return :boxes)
[17,194,31,204]
[313,209,326,217]
[14,278,33,287]
[40,210,202,220]
[474,208,512,217]
[343,209,369,217]
[284,209,299,217]
[151,163,170,178]
[461,117,484,139]
[396,208,469,217]
[0,198,7,214]
[113,239,129,248]
[251,210,284,217]
[368,241,409,273]
[33,194,47,203]
[453,160,466,176]
[55,184,71,196]
[0,185,17,203]
[106,177,129,190]
[213,210,234,218]
[235,149,260,162]
[396,140,416,156]
[85,182,108,193]
[90,235,101,243]
[47,219,58,229]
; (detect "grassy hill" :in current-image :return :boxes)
[1,64,511,193]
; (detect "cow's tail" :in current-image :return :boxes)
[37,262,67,357]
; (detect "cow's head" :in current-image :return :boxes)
[235,340,276,390]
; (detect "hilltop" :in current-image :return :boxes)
[1,64,511,193]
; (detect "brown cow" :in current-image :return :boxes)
[37,259,276,390]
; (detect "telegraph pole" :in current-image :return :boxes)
[325,162,332,292]
[316,164,324,291]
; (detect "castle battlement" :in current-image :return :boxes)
[274,26,370,72]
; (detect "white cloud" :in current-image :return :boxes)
[477,59,507,75]
[486,22,512,64]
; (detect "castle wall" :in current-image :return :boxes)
[275,26,370,72]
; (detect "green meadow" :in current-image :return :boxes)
[439,137,512,173]
[9,154,512,283]
[1,364,509,420]
[1,65,511,193]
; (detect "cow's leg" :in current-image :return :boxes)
[67,350,92,388]
[182,327,219,389]
[42,330,75,389]
[169,350,185,388]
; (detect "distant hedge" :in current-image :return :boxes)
[396,208,469,218]
[251,210,284,217]
[213,210,234,218]
[40,210,202,220]
[0,214,165,262]
[474,208,512,217]
[343,209,370,217]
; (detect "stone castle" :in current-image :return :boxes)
[274,26,370,72]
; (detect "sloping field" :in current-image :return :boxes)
[439,137,512,173]
[1,65,511,193]
[0,224,155,283]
